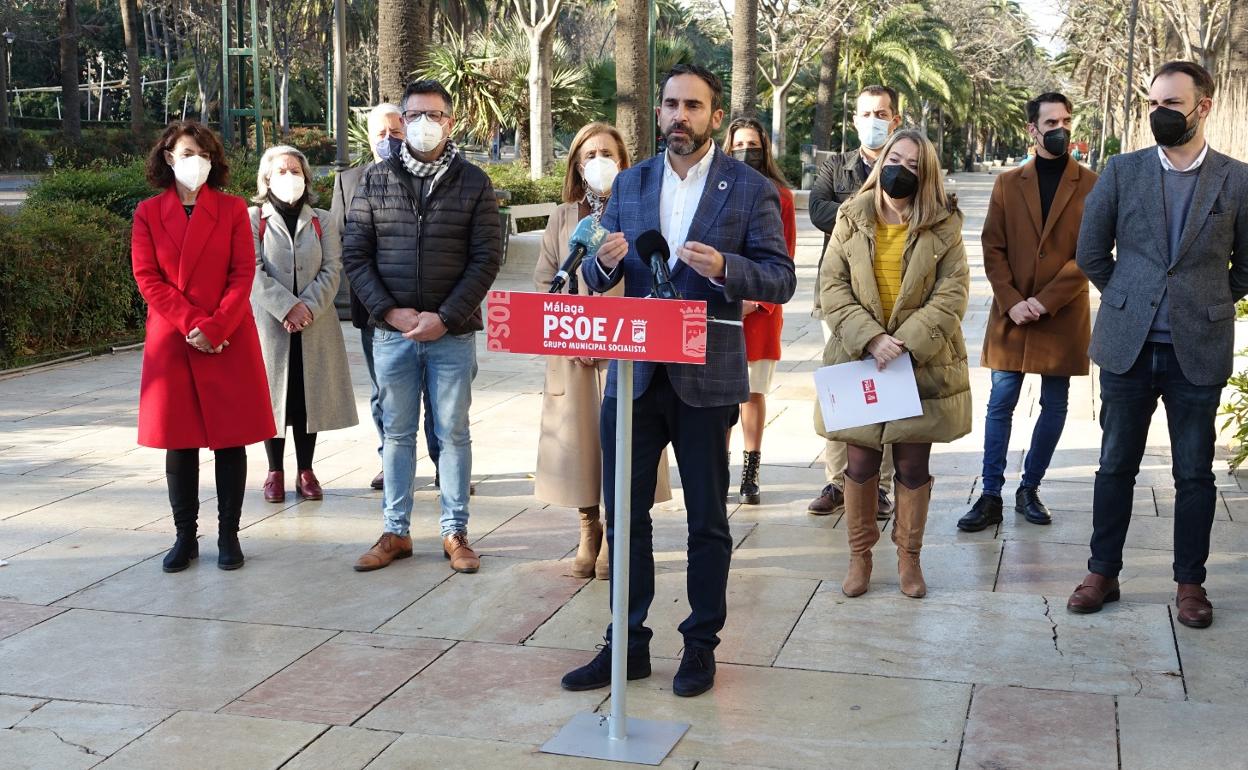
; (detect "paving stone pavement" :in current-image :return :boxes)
[2,171,1246,769]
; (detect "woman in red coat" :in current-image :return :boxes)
[131,121,275,573]
[722,116,797,505]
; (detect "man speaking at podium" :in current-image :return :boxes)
[560,64,796,697]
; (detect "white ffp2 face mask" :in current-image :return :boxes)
[269,173,306,205]
[408,117,446,154]
[854,116,892,151]
[582,156,619,196]
[171,155,211,192]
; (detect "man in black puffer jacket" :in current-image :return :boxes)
[342,79,502,575]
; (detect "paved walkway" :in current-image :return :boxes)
[2,172,1247,769]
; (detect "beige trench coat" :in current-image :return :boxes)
[533,202,672,508]
[815,191,971,448]
[249,203,358,434]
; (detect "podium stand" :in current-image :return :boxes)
[485,291,707,764]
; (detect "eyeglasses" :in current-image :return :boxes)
[402,110,450,123]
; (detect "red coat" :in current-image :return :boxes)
[131,186,276,449]
[744,184,796,362]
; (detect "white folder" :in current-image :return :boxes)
[814,352,923,432]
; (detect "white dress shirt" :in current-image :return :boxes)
[1157,142,1209,173]
[660,144,717,270]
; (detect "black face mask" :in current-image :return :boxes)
[1040,127,1070,157]
[732,147,765,170]
[1150,105,1199,148]
[880,164,918,200]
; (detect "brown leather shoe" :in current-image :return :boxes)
[443,531,480,573]
[808,483,845,516]
[263,471,285,503]
[353,532,413,572]
[297,469,323,500]
[1066,573,1120,614]
[1176,583,1213,628]
[370,471,384,490]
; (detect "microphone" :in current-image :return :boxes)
[636,229,680,300]
[549,216,608,293]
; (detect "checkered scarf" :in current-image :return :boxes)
[399,139,458,192]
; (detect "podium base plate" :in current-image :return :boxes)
[541,712,689,765]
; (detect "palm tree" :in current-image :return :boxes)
[614,0,652,162]
[730,0,758,117]
[120,0,144,136]
[59,0,81,140]
[378,0,430,104]
[513,0,563,179]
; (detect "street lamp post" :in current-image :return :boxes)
[332,0,348,170]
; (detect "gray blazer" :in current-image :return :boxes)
[1076,146,1248,386]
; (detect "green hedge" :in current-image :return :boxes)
[0,201,142,368]
[0,127,162,171]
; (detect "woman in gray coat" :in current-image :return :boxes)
[250,145,358,502]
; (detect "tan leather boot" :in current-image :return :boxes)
[893,477,933,598]
[841,474,881,597]
[595,528,610,580]
[571,506,603,578]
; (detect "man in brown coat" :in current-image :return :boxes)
[958,92,1097,532]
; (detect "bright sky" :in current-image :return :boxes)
[1015,0,1065,57]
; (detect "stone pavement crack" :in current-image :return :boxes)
[1042,595,1063,657]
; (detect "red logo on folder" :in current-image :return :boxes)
[862,378,878,404]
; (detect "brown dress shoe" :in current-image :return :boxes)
[353,532,413,572]
[808,483,845,516]
[1066,573,1120,614]
[297,469,323,500]
[263,471,285,503]
[443,531,481,573]
[370,471,384,490]
[1176,583,1213,628]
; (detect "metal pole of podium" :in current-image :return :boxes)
[608,358,634,740]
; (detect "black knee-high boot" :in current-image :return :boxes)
[215,447,247,570]
[163,449,201,572]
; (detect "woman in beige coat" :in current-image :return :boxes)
[818,129,970,599]
[250,146,358,503]
[533,122,671,579]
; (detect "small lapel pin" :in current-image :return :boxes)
[718,181,728,191]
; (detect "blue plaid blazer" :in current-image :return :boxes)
[584,149,797,408]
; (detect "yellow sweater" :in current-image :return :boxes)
[874,222,908,323]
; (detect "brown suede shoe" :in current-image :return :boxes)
[370,471,384,490]
[297,469,323,500]
[263,471,285,503]
[1176,583,1213,628]
[353,532,413,572]
[443,531,480,573]
[808,483,845,516]
[1066,573,1120,614]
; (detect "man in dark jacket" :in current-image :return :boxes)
[806,84,900,520]
[342,80,502,575]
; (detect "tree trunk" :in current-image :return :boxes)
[60,0,81,140]
[279,60,291,135]
[771,86,788,158]
[729,0,758,117]
[936,106,945,170]
[121,0,144,136]
[378,0,429,104]
[0,37,8,129]
[615,0,652,162]
[527,15,556,179]
[812,32,839,150]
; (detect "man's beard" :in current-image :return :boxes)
[663,121,711,156]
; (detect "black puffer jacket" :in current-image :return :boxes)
[342,152,502,334]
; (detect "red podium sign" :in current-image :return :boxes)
[486,290,707,364]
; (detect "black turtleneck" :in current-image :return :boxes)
[268,193,305,244]
[1034,153,1067,225]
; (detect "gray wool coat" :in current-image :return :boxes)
[1076,146,1248,387]
[249,202,359,434]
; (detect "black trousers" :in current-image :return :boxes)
[601,366,739,653]
[265,333,317,472]
[165,446,247,531]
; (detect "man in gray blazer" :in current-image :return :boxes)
[1067,61,1248,629]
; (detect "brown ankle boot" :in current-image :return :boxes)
[893,477,933,598]
[841,474,881,597]
[571,507,603,578]
[595,529,610,580]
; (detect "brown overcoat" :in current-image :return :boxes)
[533,202,672,509]
[980,157,1098,376]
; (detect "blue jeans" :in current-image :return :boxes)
[364,327,438,463]
[371,328,477,537]
[1089,342,1221,583]
[981,370,1070,497]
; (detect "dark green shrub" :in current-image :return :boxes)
[0,129,51,171]
[285,127,337,165]
[0,201,141,368]
[25,161,154,220]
